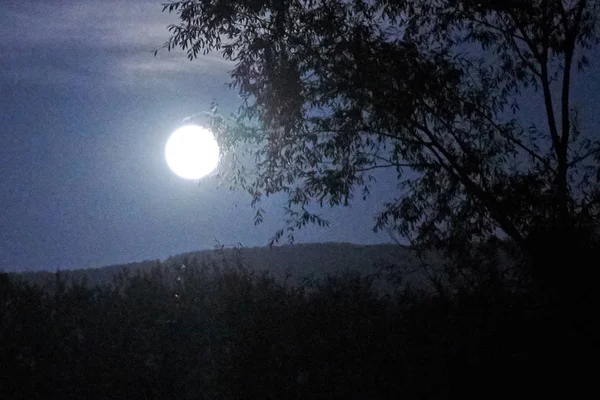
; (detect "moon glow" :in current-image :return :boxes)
[165,125,220,180]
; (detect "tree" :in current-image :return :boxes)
[161,0,600,283]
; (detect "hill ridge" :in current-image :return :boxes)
[10,242,416,288]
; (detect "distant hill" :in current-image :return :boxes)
[10,242,432,289]
[168,242,419,279]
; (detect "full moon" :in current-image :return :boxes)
[165,125,220,180]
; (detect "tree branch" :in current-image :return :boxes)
[410,120,526,246]
[476,109,555,173]
[355,162,429,173]
[561,0,587,150]
[568,146,600,167]
[539,47,562,160]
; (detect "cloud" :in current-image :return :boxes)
[0,0,233,88]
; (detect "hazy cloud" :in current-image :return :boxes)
[0,0,232,88]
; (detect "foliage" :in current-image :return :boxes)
[0,258,585,399]
[160,0,600,276]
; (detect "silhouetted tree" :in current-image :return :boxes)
[161,0,600,288]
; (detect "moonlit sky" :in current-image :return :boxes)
[0,0,400,271]
[1,1,599,271]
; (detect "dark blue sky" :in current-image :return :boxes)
[0,0,397,271]
[1,1,599,271]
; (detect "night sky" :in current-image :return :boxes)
[0,0,397,272]
[2,1,599,272]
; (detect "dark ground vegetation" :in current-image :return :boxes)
[0,246,592,399]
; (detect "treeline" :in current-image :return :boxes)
[0,256,589,399]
